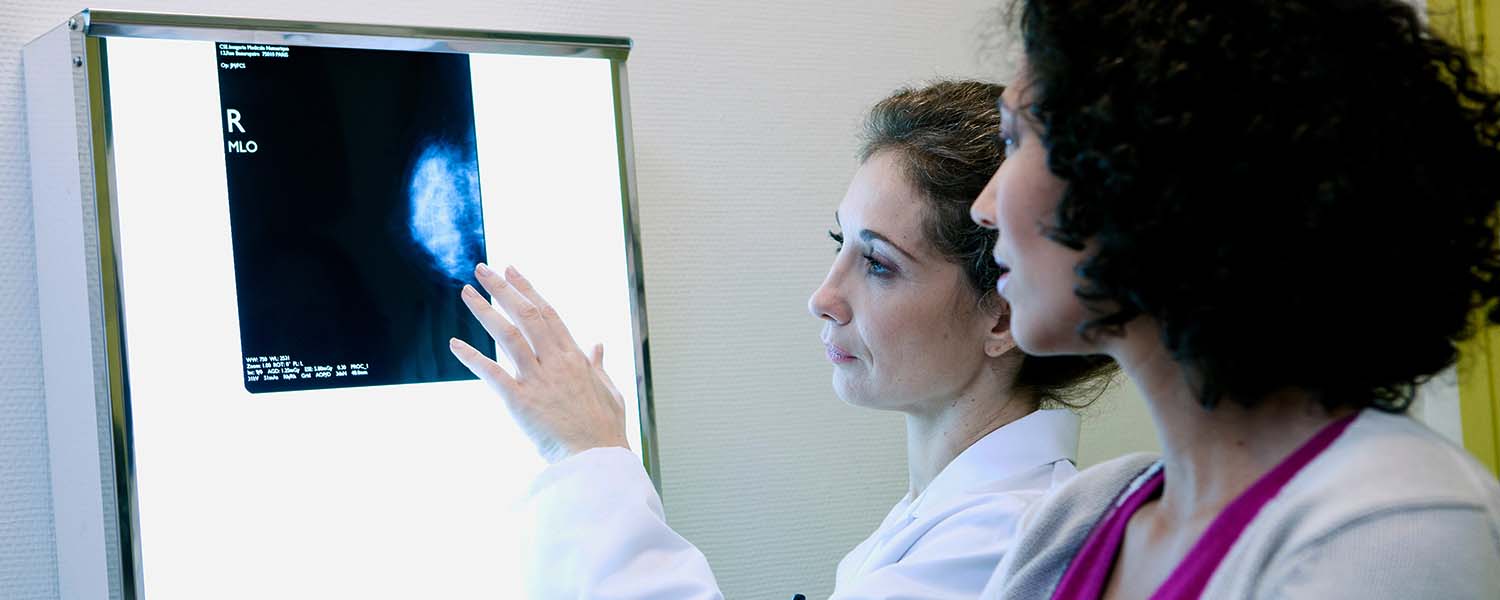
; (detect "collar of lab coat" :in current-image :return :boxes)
[905,408,1080,519]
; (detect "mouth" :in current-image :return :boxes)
[824,342,857,364]
[993,254,1012,293]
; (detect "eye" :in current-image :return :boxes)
[998,130,1018,158]
[862,254,893,277]
[829,229,844,253]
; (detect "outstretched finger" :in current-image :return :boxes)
[449,337,518,395]
[459,284,537,370]
[503,266,577,354]
[474,263,556,357]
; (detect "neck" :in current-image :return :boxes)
[1112,318,1355,524]
[902,363,1036,498]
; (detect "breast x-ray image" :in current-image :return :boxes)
[217,44,495,393]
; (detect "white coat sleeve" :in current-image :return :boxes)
[522,446,724,600]
[828,494,1033,600]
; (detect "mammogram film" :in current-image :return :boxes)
[217,43,494,393]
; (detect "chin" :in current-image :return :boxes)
[1012,317,1085,356]
[832,372,862,406]
[831,372,890,411]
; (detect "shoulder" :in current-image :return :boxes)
[1251,503,1500,599]
[1221,411,1500,597]
[835,462,1075,599]
[1022,452,1163,532]
[1271,410,1500,539]
[984,452,1160,599]
[1005,452,1162,552]
[904,461,1073,559]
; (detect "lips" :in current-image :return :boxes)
[825,342,856,364]
[993,254,1012,294]
[992,250,1011,274]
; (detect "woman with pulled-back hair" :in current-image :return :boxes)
[968,1,1500,598]
[447,80,1115,599]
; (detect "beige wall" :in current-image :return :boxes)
[1078,377,1161,467]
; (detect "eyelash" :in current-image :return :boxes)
[829,230,895,278]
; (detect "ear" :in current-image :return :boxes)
[983,296,1019,359]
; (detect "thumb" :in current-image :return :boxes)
[589,343,627,409]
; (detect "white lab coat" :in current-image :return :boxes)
[522,409,1081,599]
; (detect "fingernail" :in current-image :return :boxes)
[461,284,479,299]
[505,265,521,280]
[449,337,462,350]
[476,263,493,278]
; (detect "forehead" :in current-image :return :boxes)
[838,151,926,236]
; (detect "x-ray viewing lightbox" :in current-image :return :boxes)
[24,10,655,599]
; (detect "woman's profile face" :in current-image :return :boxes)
[970,78,1094,357]
[808,150,1008,412]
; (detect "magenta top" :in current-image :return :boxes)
[1050,413,1358,600]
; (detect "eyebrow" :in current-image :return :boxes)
[833,212,919,262]
[999,94,1037,120]
[860,229,917,262]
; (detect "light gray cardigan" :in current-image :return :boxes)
[980,410,1500,599]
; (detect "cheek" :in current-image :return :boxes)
[864,292,980,380]
[1007,246,1091,355]
[997,155,1092,354]
[996,152,1063,243]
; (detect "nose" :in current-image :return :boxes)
[970,167,1000,229]
[808,268,851,325]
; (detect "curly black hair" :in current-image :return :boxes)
[860,80,1116,408]
[1014,0,1500,411]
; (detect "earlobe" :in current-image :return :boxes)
[985,303,1018,358]
[986,330,1018,358]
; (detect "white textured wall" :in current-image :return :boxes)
[2,4,60,599]
[1,1,1008,598]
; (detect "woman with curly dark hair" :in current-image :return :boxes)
[968,0,1500,597]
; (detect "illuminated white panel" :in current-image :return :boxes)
[103,37,639,599]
